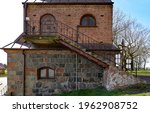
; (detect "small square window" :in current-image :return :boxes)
[38,67,55,79]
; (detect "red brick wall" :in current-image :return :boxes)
[27,4,113,44]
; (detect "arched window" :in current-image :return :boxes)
[37,67,55,79]
[80,14,96,26]
[40,14,56,35]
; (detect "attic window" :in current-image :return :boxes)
[80,15,96,26]
[38,67,55,79]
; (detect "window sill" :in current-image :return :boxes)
[39,78,55,79]
[38,77,55,80]
[78,25,98,28]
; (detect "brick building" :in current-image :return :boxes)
[2,0,120,96]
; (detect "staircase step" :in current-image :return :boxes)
[82,49,86,52]
[93,54,98,58]
[86,52,92,55]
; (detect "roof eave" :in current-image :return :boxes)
[22,2,114,5]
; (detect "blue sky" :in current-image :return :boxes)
[113,0,150,28]
[0,0,150,67]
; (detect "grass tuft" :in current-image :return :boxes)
[57,84,150,96]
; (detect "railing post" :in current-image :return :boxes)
[76,25,79,43]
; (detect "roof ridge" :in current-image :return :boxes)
[28,0,113,3]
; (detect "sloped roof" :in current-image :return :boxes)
[43,0,112,3]
[28,0,113,4]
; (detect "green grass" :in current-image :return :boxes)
[128,70,150,76]
[126,92,150,96]
[58,84,150,96]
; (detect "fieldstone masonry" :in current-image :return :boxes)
[103,66,144,90]
[6,49,104,96]
[6,49,145,95]
[7,52,24,95]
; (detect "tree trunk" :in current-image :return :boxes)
[131,56,134,71]
[143,59,147,70]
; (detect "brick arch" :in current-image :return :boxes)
[40,14,57,35]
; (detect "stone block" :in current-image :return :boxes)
[83,77,90,82]
[8,62,16,69]
[48,89,54,93]
[32,89,39,93]
[98,73,103,78]
[56,68,65,74]
[54,89,61,94]
[60,82,68,89]
[36,82,42,88]
[16,71,23,75]
[59,64,65,67]
[9,71,16,76]
[68,83,76,89]
[69,77,76,82]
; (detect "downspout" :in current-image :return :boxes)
[23,2,28,33]
[22,2,27,96]
[23,50,26,96]
[76,53,78,90]
[75,26,79,90]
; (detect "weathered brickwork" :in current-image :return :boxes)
[27,4,113,43]
[6,49,104,96]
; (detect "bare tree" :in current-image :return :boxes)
[113,9,133,45]
[113,9,150,70]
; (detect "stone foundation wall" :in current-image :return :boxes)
[6,49,104,96]
[7,51,24,95]
[103,66,144,90]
